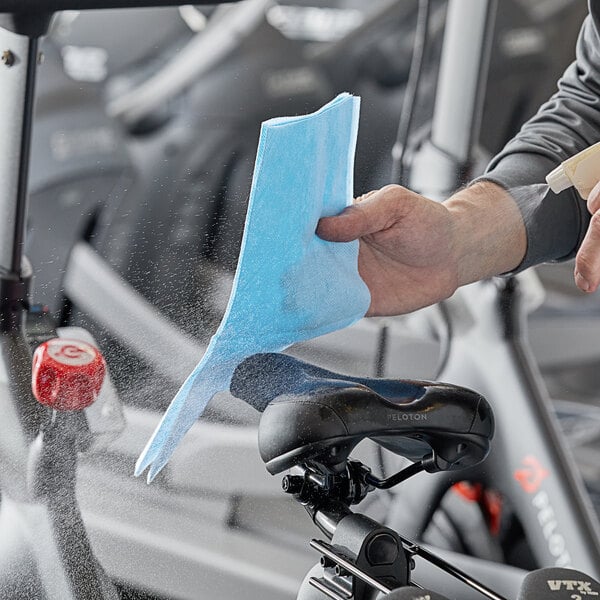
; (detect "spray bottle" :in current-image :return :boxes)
[546,141,600,199]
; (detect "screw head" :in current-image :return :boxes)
[281,474,304,495]
[1,50,15,67]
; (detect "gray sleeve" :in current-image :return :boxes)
[481,4,600,271]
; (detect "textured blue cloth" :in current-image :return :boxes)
[135,93,371,482]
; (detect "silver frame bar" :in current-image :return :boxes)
[0,26,32,274]
[431,0,496,163]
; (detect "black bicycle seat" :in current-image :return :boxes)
[230,353,494,474]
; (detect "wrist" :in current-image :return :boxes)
[444,181,527,286]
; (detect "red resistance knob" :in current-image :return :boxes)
[32,338,106,411]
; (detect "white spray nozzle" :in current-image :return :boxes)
[545,140,600,199]
[546,165,572,195]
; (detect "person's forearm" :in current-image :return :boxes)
[444,181,527,286]
[479,11,600,271]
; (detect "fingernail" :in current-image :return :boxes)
[575,271,590,292]
[592,180,600,199]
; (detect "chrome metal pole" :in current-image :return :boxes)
[431,0,496,164]
[0,25,35,276]
[409,0,497,198]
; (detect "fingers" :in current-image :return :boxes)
[587,180,600,214]
[576,181,600,292]
[317,185,412,242]
[575,210,600,292]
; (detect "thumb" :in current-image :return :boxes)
[317,185,411,242]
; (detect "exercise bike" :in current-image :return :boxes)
[1,0,600,599]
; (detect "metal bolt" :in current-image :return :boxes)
[2,50,15,67]
[334,565,349,577]
[281,474,304,494]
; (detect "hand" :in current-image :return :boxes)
[575,181,600,292]
[317,182,526,316]
[318,185,459,316]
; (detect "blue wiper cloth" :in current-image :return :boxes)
[135,93,371,482]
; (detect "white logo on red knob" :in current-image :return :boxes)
[46,339,96,367]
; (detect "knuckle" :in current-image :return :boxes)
[380,184,403,195]
[354,189,376,203]
[380,184,414,218]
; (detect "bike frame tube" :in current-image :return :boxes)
[0,26,34,276]
[431,0,496,164]
[410,0,497,197]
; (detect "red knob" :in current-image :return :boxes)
[31,338,106,411]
